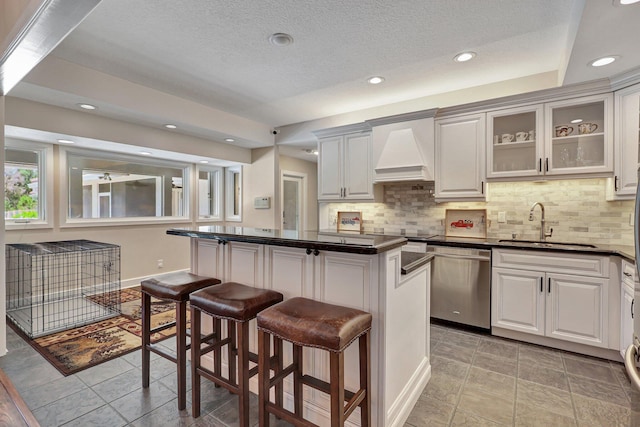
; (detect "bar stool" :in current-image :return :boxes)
[189,282,284,425]
[257,297,372,427]
[141,271,221,410]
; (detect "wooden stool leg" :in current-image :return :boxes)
[237,321,250,427]
[330,350,345,426]
[213,317,222,387]
[258,330,271,427]
[141,292,151,388]
[360,332,371,427]
[191,306,202,418]
[293,343,303,416]
[176,300,187,410]
[274,337,283,411]
[228,320,237,386]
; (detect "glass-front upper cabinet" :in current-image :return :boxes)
[544,93,613,176]
[487,105,544,178]
[609,83,640,200]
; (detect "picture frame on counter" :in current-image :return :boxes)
[337,211,363,232]
[445,208,487,238]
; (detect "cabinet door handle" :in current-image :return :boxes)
[540,277,543,293]
[538,158,542,173]
[545,158,549,172]
[615,176,619,192]
[632,299,635,319]
[481,181,484,194]
[548,277,551,293]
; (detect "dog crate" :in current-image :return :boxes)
[6,240,121,338]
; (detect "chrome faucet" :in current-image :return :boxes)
[529,202,553,242]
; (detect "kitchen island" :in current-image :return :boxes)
[168,226,432,427]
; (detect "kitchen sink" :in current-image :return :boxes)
[498,239,597,249]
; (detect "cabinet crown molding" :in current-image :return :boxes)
[311,122,371,139]
[365,108,438,127]
[436,79,612,118]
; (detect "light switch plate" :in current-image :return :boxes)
[498,212,506,223]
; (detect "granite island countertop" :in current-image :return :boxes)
[167,226,408,255]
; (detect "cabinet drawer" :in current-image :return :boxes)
[492,249,609,278]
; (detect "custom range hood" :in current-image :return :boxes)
[367,109,436,183]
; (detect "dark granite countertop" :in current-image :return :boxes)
[420,235,634,261]
[167,226,407,255]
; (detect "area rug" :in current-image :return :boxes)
[9,287,187,376]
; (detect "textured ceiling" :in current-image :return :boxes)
[45,0,582,126]
[7,0,640,161]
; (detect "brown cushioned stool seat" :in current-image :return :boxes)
[140,271,221,411]
[257,297,372,426]
[190,282,283,426]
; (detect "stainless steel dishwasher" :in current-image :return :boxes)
[427,245,491,329]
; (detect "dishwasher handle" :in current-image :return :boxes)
[427,251,491,262]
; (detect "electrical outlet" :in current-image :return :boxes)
[498,212,506,223]
[157,259,163,268]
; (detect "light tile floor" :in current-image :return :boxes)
[409,323,635,427]
[0,322,636,426]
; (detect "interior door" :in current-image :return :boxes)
[282,173,304,237]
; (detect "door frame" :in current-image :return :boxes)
[280,170,307,234]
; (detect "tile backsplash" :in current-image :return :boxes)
[323,178,634,246]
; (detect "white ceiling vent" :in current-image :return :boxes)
[374,128,434,182]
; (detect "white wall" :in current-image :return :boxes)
[240,147,279,228]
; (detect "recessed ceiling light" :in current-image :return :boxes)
[269,33,294,46]
[224,138,235,142]
[570,118,583,124]
[164,124,177,129]
[367,76,385,85]
[139,151,152,156]
[619,0,640,5]
[57,139,75,144]
[589,56,618,67]
[199,160,209,164]
[454,52,476,62]
[77,103,97,110]
[303,149,319,155]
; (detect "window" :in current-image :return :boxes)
[4,140,53,228]
[197,166,223,221]
[63,149,190,225]
[225,166,242,221]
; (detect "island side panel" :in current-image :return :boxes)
[384,252,431,426]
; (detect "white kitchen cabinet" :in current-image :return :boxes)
[486,94,613,180]
[492,249,610,348]
[609,84,640,200]
[544,93,613,176]
[434,113,486,200]
[492,267,545,335]
[621,259,636,357]
[487,104,544,179]
[316,124,375,201]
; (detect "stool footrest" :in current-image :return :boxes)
[150,320,176,335]
[343,389,366,419]
[147,343,177,363]
[301,375,355,402]
[265,402,318,427]
[198,336,231,356]
[269,363,296,386]
[196,366,240,395]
